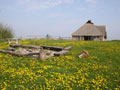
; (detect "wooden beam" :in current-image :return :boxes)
[41,45,64,51]
[54,50,69,56]
[0,49,39,57]
[64,46,72,50]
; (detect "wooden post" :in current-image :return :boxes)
[39,48,46,60]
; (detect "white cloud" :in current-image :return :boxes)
[85,0,97,3]
[17,0,74,12]
[77,7,86,12]
[63,0,74,3]
[17,0,30,4]
[25,5,48,11]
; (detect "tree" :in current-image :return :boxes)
[0,24,14,41]
[46,34,51,39]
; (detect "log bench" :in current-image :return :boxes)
[0,44,72,60]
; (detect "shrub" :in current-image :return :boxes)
[0,24,14,41]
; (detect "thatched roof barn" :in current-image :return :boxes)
[72,20,107,41]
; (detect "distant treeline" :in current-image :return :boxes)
[0,24,14,41]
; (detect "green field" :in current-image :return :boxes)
[0,39,120,90]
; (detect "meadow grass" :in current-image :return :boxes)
[0,39,120,90]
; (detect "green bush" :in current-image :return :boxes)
[0,24,14,41]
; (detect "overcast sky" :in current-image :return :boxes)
[0,0,120,40]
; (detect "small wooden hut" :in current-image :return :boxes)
[72,20,107,41]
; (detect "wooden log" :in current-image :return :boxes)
[64,46,72,50]
[22,45,40,49]
[54,50,69,56]
[10,44,40,49]
[10,44,22,47]
[0,49,39,57]
[41,45,63,51]
[0,50,25,56]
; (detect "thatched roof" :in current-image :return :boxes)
[72,20,107,36]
